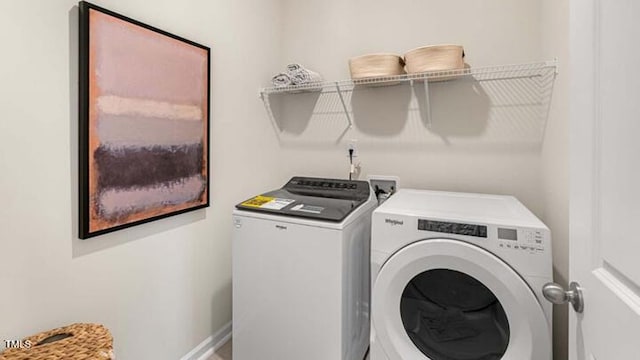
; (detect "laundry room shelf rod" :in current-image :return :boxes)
[259,60,558,129]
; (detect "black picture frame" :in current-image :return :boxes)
[78,1,211,239]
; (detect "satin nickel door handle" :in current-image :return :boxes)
[542,281,584,313]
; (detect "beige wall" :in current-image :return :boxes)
[541,0,570,358]
[0,0,281,358]
[276,0,547,214]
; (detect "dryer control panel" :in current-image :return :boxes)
[497,228,546,253]
[415,218,547,255]
[418,219,487,238]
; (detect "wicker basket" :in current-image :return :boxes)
[404,44,465,74]
[349,53,406,81]
[0,323,114,360]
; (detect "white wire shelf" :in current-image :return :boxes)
[261,61,557,95]
[260,60,558,130]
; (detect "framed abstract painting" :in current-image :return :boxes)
[79,1,210,239]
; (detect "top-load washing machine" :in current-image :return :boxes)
[232,176,377,360]
[370,189,552,360]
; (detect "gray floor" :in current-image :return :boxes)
[207,341,370,360]
[207,340,232,360]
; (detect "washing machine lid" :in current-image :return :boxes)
[372,239,551,360]
[235,176,371,222]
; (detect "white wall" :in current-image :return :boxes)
[541,0,570,358]
[0,0,281,358]
[276,0,568,358]
[276,0,547,214]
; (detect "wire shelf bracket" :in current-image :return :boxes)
[334,81,353,129]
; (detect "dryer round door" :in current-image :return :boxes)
[372,239,551,360]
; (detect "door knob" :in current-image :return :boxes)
[542,281,584,313]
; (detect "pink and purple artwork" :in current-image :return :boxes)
[79,2,210,238]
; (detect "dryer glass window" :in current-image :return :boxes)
[400,269,510,360]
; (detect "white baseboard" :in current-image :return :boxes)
[180,322,232,360]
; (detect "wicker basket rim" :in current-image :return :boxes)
[349,53,403,61]
[404,44,464,55]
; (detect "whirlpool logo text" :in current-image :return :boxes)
[385,218,404,226]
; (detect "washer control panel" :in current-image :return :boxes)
[284,176,370,200]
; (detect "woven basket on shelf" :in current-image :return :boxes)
[0,323,114,360]
[348,53,406,84]
[404,44,466,81]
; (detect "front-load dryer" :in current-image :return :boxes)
[370,189,552,360]
[233,176,376,360]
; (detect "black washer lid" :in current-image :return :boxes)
[235,176,371,221]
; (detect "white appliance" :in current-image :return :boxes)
[370,189,552,360]
[233,177,377,360]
